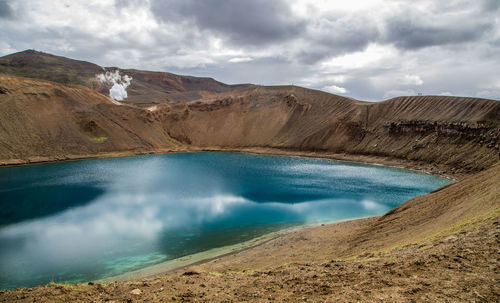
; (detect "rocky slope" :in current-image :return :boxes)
[0,75,180,163]
[1,75,498,174]
[162,86,500,173]
[1,51,498,174]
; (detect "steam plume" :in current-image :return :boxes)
[96,70,133,101]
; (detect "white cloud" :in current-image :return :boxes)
[290,0,388,16]
[300,74,347,86]
[400,74,424,86]
[476,90,500,100]
[228,57,253,63]
[322,84,347,94]
[383,89,416,99]
[320,44,396,71]
[0,41,15,55]
[361,200,380,210]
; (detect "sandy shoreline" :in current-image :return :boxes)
[98,224,301,283]
[98,217,371,284]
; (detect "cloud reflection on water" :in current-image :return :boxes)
[0,152,450,288]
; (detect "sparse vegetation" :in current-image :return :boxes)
[89,136,107,143]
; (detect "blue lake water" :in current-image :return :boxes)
[0,152,450,289]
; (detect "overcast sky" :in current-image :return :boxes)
[1,0,499,101]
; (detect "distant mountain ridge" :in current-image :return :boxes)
[0,50,252,104]
[0,50,498,174]
[0,49,102,86]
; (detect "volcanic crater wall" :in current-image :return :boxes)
[0,76,499,173]
[162,87,500,173]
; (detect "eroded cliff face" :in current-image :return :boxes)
[161,87,500,173]
[1,76,498,172]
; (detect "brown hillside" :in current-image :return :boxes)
[0,50,102,86]
[162,86,500,173]
[1,77,498,173]
[120,69,252,105]
[0,76,179,163]
[0,50,252,106]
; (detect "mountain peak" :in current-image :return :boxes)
[0,50,103,86]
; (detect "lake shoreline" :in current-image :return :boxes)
[0,146,465,181]
[1,159,497,301]
[98,217,373,284]
[0,148,458,289]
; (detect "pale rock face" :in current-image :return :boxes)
[130,288,142,295]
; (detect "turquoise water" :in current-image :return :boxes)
[0,152,450,289]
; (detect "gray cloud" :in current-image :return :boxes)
[297,14,380,64]
[0,0,13,19]
[384,12,493,50]
[481,0,500,11]
[165,56,304,86]
[0,0,499,101]
[380,1,497,50]
[150,0,305,46]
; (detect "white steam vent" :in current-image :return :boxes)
[96,70,132,101]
